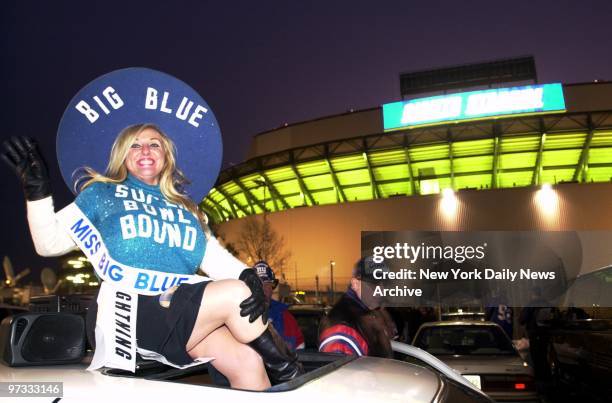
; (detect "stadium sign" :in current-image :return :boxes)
[382,83,565,131]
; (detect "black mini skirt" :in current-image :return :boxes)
[86,281,211,366]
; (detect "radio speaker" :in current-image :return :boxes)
[0,312,85,366]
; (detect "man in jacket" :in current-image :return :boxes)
[318,257,394,358]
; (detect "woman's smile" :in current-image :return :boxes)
[125,128,166,185]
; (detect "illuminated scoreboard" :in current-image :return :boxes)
[382,83,566,131]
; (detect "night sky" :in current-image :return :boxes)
[2,0,612,284]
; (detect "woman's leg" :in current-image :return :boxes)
[186,279,267,350]
[187,325,270,390]
[186,279,302,385]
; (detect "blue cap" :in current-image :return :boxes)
[254,261,277,284]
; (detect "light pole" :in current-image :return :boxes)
[254,178,268,260]
[330,260,335,304]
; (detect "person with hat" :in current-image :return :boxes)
[1,68,303,390]
[254,261,305,351]
[318,257,394,358]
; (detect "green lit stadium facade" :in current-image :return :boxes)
[202,93,611,222]
[200,75,612,291]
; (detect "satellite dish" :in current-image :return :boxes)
[41,267,57,288]
[2,257,31,287]
[14,268,30,283]
[3,256,15,285]
[41,267,58,295]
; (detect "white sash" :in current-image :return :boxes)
[57,202,212,372]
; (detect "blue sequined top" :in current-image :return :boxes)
[75,174,207,275]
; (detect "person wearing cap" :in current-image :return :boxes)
[318,257,394,358]
[254,261,305,351]
[2,125,302,389]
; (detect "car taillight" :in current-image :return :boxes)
[481,375,534,392]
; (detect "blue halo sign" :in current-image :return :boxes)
[57,67,223,201]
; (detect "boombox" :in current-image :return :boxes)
[0,312,86,366]
[28,294,95,314]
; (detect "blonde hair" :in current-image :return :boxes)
[79,123,208,226]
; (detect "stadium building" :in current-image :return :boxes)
[200,57,612,293]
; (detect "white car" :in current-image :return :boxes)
[412,321,539,402]
[1,336,492,403]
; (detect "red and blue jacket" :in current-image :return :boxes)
[318,288,392,357]
[269,299,305,350]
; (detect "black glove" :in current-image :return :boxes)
[1,137,51,201]
[239,268,268,324]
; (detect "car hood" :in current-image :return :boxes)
[307,356,441,401]
[0,357,442,403]
[435,355,532,375]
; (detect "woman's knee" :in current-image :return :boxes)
[229,279,252,300]
[207,279,251,303]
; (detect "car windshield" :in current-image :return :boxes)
[414,325,515,356]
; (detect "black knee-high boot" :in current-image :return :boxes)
[248,326,304,385]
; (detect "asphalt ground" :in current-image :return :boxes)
[536,378,608,403]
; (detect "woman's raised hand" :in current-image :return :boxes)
[1,136,51,201]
